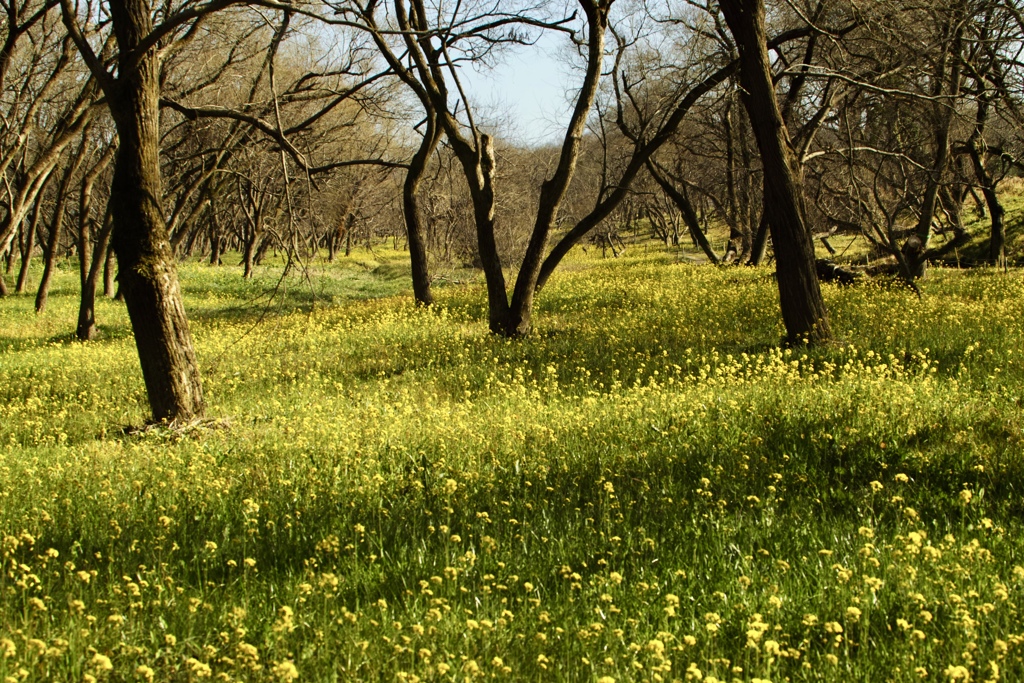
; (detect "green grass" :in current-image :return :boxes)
[1,249,1023,682]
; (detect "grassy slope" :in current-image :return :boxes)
[0,248,1023,682]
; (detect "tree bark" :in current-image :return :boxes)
[965,87,1005,267]
[647,161,720,264]
[77,214,113,340]
[403,112,441,306]
[77,0,204,421]
[504,0,610,336]
[15,198,40,293]
[36,151,84,313]
[907,17,963,278]
[720,0,831,344]
[76,145,115,340]
[4,238,15,274]
[747,207,770,266]
[103,241,117,296]
[242,229,258,279]
[208,210,223,266]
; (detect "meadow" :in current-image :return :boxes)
[1,249,1023,682]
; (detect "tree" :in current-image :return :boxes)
[75,141,116,339]
[1,0,101,293]
[60,0,209,420]
[341,0,610,335]
[719,0,832,344]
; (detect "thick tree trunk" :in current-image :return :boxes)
[103,0,203,421]
[403,113,441,306]
[720,0,831,345]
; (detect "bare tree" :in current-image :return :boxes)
[60,0,211,420]
[719,0,832,344]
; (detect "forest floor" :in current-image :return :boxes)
[1,245,1023,682]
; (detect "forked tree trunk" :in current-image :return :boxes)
[720,0,831,345]
[505,0,609,337]
[77,215,113,340]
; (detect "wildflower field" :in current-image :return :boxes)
[1,252,1023,683]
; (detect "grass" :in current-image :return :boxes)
[1,246,1023,682]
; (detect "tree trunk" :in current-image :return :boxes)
[103,0,204,421]
[76,146,115,340]
[209,212,223,266]
[77,214,113,340]
[647,161,720,264]
[15,202,39,294]
[747,207,770,266]
[103,241,117,297]
[939,181,966,239]
[242,229,258,279]
[722,100,748,262]
[977,171,1005,267]
[720,0,831,344]
[36,155,82,313]
[448,134,509,333]
[4,237,16,274]
[403,113,441,305]
[505,0,609,336]
[966,90,1005,267]
[907,18,963,278]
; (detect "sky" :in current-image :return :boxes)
[457,30,580,147]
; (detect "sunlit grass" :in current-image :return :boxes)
[1,250,1023,682]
